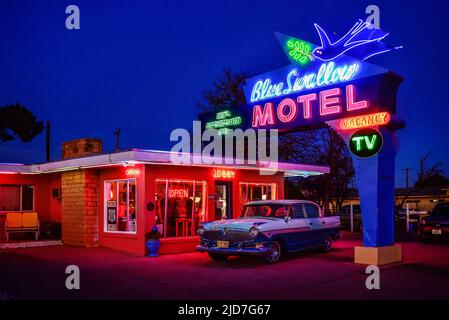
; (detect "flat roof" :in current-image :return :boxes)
[0,149,329,177]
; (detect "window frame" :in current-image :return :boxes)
[103,178,137,235]
[0,184,35,212]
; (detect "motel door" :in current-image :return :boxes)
[214,181,232,220]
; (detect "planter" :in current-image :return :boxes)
[146,239,161,257]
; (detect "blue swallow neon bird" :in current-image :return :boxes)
[312,19,402,61]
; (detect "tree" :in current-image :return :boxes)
[196,68,248,111]
[0,103,43,143]
[414,151,448,189]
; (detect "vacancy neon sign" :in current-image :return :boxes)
[338,112,391,130]
[252,84,368,128]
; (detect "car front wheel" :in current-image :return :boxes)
[265,240,282,263]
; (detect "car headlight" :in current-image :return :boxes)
[249,227,259,238]
[197,226,205,235]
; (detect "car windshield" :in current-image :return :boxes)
[243,204,289,219]
[432,204,449,217]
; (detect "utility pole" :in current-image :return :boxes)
[402,167,412,189]
[46,121,51,162]
[113,128,121,151]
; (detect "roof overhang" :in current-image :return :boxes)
[0,149,330,177]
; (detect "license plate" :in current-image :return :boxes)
[432,229,442,235]
[216,241,229,248]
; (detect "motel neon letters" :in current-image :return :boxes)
[252,84,368,128]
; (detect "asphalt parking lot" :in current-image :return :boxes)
[0,233,448,300]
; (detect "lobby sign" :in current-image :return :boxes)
[242,19,402,132]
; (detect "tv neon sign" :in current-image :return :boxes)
[212,169,236,179]
[250,62,359,103]
[252,84,368,128]
[338,112,391,130]
[349,128,383,158]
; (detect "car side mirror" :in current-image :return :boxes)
[285,216,291,222]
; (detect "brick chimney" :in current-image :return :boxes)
[62,138,102,160]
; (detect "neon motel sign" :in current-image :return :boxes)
[242,20,402,132]
[252,84,368,127]
[250,62,359,103]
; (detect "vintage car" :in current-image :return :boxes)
[196,200,340,263]
[418,203,449,242]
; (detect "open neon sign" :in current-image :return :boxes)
[168,188,189,198]
[252,84,368,128]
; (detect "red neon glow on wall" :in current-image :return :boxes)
[213,169,236,179]
[297,93,317,119]
[320,88,341,116]
[252,103,275,127]
[125,168,140,176]
[277,98,297,123]
[346,84,368,111]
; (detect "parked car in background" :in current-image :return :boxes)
[418,203,449,242]
[197,200,341,263]
[337,205,362,232]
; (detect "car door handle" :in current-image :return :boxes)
[322,221,326,224]
[309,222,313,225]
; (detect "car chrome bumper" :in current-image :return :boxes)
[196,245,271,256]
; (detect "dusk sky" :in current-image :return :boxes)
[0,0,448,187]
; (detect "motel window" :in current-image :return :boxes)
[0,185,34,212]
[239,183,277,216]
[155,179,206,238]
[104,179,137,233]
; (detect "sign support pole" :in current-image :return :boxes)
[326,122,403,265]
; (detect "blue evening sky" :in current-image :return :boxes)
[0,0,448,187]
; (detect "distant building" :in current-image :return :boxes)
[334,186,449,213]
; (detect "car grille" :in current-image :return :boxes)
[202,229,251,242]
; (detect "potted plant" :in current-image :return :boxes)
[145,226,162,257]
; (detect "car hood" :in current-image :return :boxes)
[203,218,272,231]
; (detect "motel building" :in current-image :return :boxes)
[0,138,328,255]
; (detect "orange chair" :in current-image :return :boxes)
[5,212,40,241]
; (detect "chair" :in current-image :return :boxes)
[5,212,40,241]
